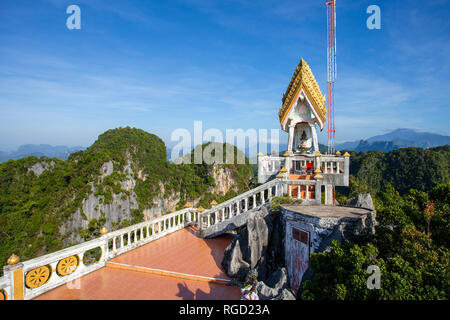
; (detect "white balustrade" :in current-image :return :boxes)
[0,207,197,300]
[197,180,282,230]
[320,156,344,175]
[284,180,318,202]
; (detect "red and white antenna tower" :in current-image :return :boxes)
[326,0,337,154]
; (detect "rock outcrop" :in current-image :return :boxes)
[256,268,295,300]
[347,193,375,211]
[28,160,55,177]
[222,206,290,300]
[222,207,272,281]
[209,164,240,195]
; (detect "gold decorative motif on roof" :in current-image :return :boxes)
[279,59,327,126]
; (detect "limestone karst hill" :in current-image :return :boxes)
[0,127,254,271]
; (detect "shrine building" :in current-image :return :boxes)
[257,58,350,205]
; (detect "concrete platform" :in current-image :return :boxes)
[34,226,240,300]
[34,267,241,300]
[281,204,373,219]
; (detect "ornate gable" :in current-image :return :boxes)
[278,59,327,130]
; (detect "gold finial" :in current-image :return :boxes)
[315,151,321,157]
[257,152,264,157]
[276,173,284,179]
[100,226,108,235]
[336,150,341,156]
[197,207,205,213]
[283,151,290,157]
[314,168,322,174]
[7,254,20,265]
[280,167,288,173]
[210,200,218,206]
[343,152,350,157]
[314,173,323,180]
[184,203,193,208]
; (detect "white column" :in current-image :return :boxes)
[261,191,265,204]
[113,237,117,251]
[236,201,240,215]
[287,124,295,153]
[305,185,309,200]
[325,185,333,205]
[344,155,350,186]
[297,185,301,200]
[289,185,292,197]
[253,194,257,207]
[315,153,321,172]
[310,123,319,153]
[245,198,248,211]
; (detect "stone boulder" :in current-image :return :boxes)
[274,289,296,300]
[222,207,272,281]
[256,268,296,300]
[347,193,375,211]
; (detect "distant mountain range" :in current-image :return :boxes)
[336,128,450,152]
[0,144,85,162]
[2,129,449,163]
[260,129,449,155]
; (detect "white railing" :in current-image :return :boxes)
[197,180,282,230]
[20,234,109,300]
[320,156,345,174]
[1,207,197,300]
[285,179,319,201]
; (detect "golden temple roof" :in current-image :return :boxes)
[279,59,327,129]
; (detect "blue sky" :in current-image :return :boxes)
[0,0,449,151]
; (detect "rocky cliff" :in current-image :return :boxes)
[0,127,255,265]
